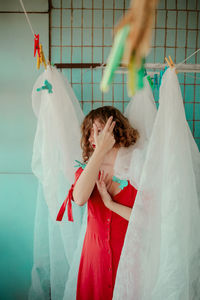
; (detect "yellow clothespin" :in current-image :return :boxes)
[127,54,136,96]
[37,44,47,70]
[165,56,178,73]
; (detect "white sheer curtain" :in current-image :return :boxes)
[113,68,200,300]
[29,66,86,300]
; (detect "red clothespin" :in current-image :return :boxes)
[34,34,40,57]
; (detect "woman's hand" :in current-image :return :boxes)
[93,116,116,156]
[96,170,132,221]
[96,170,113,209]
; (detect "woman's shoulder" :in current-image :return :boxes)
[74,159,87,170]
[112,175,128,190]
[74,160,87,180]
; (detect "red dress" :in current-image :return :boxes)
[57,167,138,300]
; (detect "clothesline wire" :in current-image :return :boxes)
[176,48,200,65]
[19,0,35,37]
[113,67,200,80]
[91,48,200,82]
[94,47,200,72]
[112,70,200,81]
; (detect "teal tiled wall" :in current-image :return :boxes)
[50,0,200,148]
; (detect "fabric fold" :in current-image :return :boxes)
[113,68,200,300]
[56,185,74,222]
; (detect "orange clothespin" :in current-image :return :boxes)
[47,59,52,70]
[165,56,178,74]
[37,44,47,70]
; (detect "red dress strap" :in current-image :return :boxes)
[56,184,74,222]
[56,166,84,222]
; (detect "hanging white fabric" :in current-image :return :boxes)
[113,68,200,300]
[114,75,157,188]
[29,66,86,300]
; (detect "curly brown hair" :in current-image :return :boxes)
[80,106,140,162]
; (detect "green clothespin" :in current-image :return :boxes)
[143,67,147,77]
[100,25,130,92]
[112,176,128,189]
[37,80,53,93]
[137,58,145,90]
[127,55,145,96]
[146,75,153,88]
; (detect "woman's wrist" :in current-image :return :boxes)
[107,198,114,209]
[106,200,132,221]
[102,194,113,209]
[93,147,106,161]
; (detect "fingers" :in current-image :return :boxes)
[103,116,113,133]
[99,171,111,187]
[99,170,107,184]
[96,171,106,192]
[103,116,116,135]
[100,170,107,183]
[99,170,103,183]
[104,172,108,183]
[107,179,112,190]
[97,171,113,196]
[109,120,116,133]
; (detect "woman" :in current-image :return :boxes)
[62,106,139,300]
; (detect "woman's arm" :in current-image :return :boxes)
[73,116,116,206]
[96,170,132,221]
[102,195,132,221]
[73,149,105,206]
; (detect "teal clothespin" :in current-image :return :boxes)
[37,80,53,93]
[128,55,145,96]
[137,60,145,90]
[158,70,164,88]
[112,176,128,189]
[153,74,158,90]
[74,160,87,169]
[158,66,168,88]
